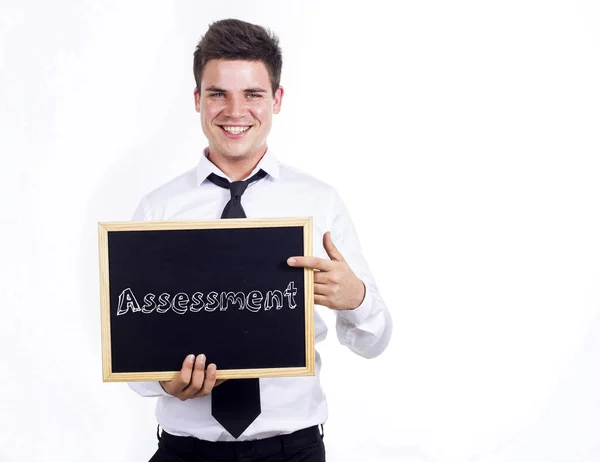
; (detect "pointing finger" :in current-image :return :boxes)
[287,256,334,271]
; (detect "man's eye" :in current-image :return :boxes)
[247,93,261,99]
[210,92,225,97]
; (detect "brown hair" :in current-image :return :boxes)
[193,19,283,95]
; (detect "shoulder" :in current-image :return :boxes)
[144,167,197,202]
[277,161,338,199]
[134,167,198,219]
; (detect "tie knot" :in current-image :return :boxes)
[229,180,249,198]
[206,168,267,220]
[207,169,268,196]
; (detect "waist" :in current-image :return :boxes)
[155,375,328,440]
[160,425,322,458]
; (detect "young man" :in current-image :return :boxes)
[129,18,393,462]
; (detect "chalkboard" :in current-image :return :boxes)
[98,217,314,382]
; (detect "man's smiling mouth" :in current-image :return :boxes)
[219,125,251,135]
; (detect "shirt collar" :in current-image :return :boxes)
[195,147,280,186]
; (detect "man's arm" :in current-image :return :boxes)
[287,188,393,359]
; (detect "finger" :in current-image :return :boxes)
[167,354,195,394]
[314,270,343,286]
[288,256,334,271]
[314,294,329,307]
[323,232,345,262]
[193,363,218,397]
[314,271,330,284]
[182,354,206,399]
[314,282,330,296]
[194,377,227,398]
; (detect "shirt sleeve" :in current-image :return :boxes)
[126,196,170,398]
[130,196,150,221]
[128,380,169,397]
[327,188,393,359]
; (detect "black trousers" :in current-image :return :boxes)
[149,426,326,462]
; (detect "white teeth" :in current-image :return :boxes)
[221,126,250,134]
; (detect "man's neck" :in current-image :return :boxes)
[207,147,267,181]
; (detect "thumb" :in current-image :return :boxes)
[323,232,345,262]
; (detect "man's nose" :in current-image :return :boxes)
[224,95,246,118]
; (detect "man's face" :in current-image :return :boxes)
[194,59,283,161]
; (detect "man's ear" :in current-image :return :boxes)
[273,86,284,114]
[193,87,201,113]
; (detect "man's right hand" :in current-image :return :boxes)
[160,354,225,401]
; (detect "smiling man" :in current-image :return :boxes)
[128,18,393,462]
[196,58,282,179]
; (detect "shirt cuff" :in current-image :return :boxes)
[129,381,170,397]
[337,287,373,325]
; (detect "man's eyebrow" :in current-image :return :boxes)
[204,86,227,92]
[204,86,268,93]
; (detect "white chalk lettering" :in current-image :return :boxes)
[117,288,141,316]
[205,291,219,312]
[141,293,156,314]
[246,290,263,313]
[171,292,189,315]
[221,292,245,311]
[156,293,171,313]
[190,291,204,312]
[265,290,284,310]
[115,283,298,316]
[284,282,298,309]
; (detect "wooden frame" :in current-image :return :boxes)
[98,217,314,382]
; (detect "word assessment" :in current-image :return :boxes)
[116,282,299,316]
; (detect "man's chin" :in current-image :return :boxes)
[213,141,265,160]
[223,148,250,159]
[212,145,251,159]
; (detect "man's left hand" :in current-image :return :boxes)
[287,232,366,311]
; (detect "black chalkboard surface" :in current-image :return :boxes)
[98,217,314,382]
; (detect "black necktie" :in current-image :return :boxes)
[208,169,267,219]
[206,168,266,438]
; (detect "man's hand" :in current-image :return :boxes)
[160,354,226,401]
[287,231,366,311]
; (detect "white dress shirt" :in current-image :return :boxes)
[128,148,393,442]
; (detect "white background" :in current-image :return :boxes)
[1,1,600,461]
